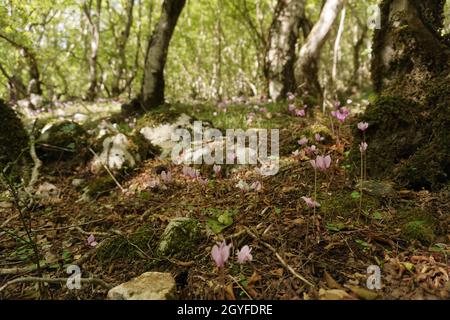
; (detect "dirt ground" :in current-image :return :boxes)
[1,102,449,300]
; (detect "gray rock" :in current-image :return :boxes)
[158,217,201,255]
[71,178,85,187]
[359,180,395,198]
[107,272,176,300]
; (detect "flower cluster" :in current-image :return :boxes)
[236,180,262,192]
[310,155,332,172]
[331,106,350,123]
[211,241,253,268]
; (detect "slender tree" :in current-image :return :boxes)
[140,0,186,110]
[83,0,103,101]
[294,0,345,103]
[264,0,306,101]
[355,0,450,190]
[0,34,42,96]
[110,0,135,96]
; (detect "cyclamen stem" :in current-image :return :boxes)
[314,167,317,228]
[360,150,363,218]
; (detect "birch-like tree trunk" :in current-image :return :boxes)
[83,0,102,101]
[141,0,186,109]
[264,0,306,101]
[111,0,135,96]
[294,0,345,103]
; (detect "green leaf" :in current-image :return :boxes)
[139,191,150,200]
[372,211,383,220]
[206,218,228,234]
[351,191,361,199]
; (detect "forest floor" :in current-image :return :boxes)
[0,99,449,300]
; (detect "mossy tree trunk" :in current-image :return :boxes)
[355,0,450,190]
[0,99,29,178]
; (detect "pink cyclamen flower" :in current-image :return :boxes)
[334,101,341,109]
[315,133,324,142]
[310,155,332,171]
[198,177,209,185]
[292,150,301,157]
[298,137,308,146]
[288,104,296,112]
[211,241,232,268]
[331,107,351,123]
[236,245,253,264]
[295,109,306,117]
[251,181,262,192]
[259,107,268,113]
[213,165,221,176]
[236,180,250,192]
[301,196,321,208]
[182,166,199,179]
[359,142,368,153]
[87,234,98,247]
[160,171,172,183]
[287,92,296,101]
[305,145,317,155]
[357,122,369,131]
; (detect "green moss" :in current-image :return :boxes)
[129,133,161,160]
[158,217,202,257]
[401,220,435,244]
[97,226,157,265]
[84,175,117,199]
[397,207,437,244]
[37,120,88,161]
[303,123,333,143]
[320,189,382,219]
[136,106,182,129]
[352,87,450,190]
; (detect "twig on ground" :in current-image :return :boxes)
[28,121,42,189]
[0,265,36,275]
[88,147,125,193]
[0,276,113,293]
[244,226,315,287]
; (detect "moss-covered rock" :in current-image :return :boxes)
[0,99,29,177]
[303,123,333,143]
[158,217,202,256]
[96,226,157,265]
[37,120,88,161]
[81,175,117,201]
[401,220,435,244]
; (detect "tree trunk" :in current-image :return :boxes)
[111,0,135,96]
[0,99,29,178]
[0,34,42,96]
[355,0,450,190]
[351,23,368,88]
[294,0,345,104]
[140,0,186,110]
[83,0,102,101]
[264,0,306,101]
[0,62,27,102]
